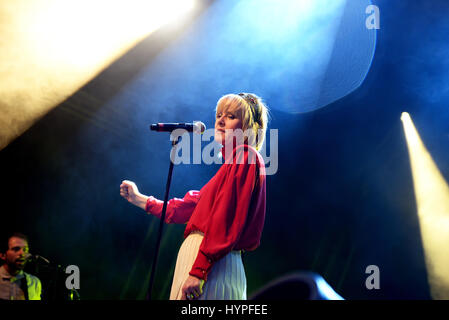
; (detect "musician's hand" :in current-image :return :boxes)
[181,275,205,300]
[120,180,148,209]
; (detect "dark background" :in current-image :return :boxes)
[1,0,448,299]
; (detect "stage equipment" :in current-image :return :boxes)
[146,122,205,300]
[249,271,344,300]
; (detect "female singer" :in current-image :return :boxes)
[120,93,269,300]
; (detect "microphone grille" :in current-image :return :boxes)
[193,121,206,134]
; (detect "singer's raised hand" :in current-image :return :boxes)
[120,180,148,209]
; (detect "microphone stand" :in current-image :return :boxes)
[27,255,80,300]
[146,135,180,300]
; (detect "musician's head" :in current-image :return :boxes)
[215,93,269,151]
[0,232,30,273]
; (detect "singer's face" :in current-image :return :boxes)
[0,237,29,271]
[215,103,243,145]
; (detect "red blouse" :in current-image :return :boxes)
[145,144,266,281]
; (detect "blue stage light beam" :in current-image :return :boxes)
[120,0,377,117]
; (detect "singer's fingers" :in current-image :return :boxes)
[121,181,138,192]
[120,191,129,198]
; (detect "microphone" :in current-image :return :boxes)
[150,121,206,134]
[25,253,51,264]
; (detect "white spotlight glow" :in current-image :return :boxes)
[401,112,411,122]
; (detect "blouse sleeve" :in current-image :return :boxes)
[189,147,257,280]
[146,190,200,224]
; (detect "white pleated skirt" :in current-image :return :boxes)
[169,231,247,300]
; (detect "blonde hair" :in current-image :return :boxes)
[215,93,269,151]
